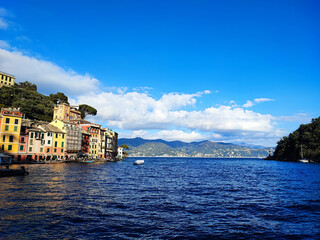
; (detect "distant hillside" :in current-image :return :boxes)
[119,137,273,158]
[272,117,320,162]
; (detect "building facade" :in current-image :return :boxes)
[0,108,22,160]
[0,72,15,87]
[53,103,81,121]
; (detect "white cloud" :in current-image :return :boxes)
[274,113,310,122]
[0,8,9,29]
[0,48,99,94]
[0,18,8,29]
[243,98,275,108]
[0,46,281,145]
[132,86,153,92]
[0,40,10,49]
[75,90,274,139]
[120,130,210,143]
[243,100,254,108]
[254,98,275,103]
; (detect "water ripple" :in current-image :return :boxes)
[0,158,319,239]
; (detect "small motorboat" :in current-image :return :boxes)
[133,160,144,165]
[0,166,29,177]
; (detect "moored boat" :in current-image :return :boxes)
[299,145,309,163]
[133,159,144,165]
[0,166,29,177]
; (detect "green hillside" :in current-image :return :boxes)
[272,117,320,162]
[0,81,96,122]
[0,82,59,121]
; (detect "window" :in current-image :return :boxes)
[30,139,33,145]
[20,145,24,151]
[8,145,12,151]
[1,145,4,150]
[5,125,9,131]
[47,148,50,153]
[48,140,51,145]
[56,133,58,138]
[2,135,5,141]
[61,142,64,148]
[62,134,64,139]
[41,134,44,139]
[21,137,25,143]
[14,126,18,132]
[54,141,57,147]
[30,133,34,138]
[5,118,10,124]
[29,147,32,152]
[61,148,64,153]
[9,136,14,142]
[14,119,19,124]
[40,148,43,152]
[54,148,57,153]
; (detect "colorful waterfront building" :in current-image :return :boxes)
[50,119,82,159]
[0,108,22,160]
[103,128,118,160]
[81,131,90,154]
[80,123,101,159]
[52,131,65,160]
[17,124,28,162]
[37,123,65,161]
[0,71,15,87]
[26,128,46,161]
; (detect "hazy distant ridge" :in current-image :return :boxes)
[119,138,273,158]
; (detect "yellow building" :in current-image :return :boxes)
[0,108,22,159]
[0,72,15,87]
[53,103,81,121]
[52,128,66,160]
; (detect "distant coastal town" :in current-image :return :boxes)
[0,71,121,163]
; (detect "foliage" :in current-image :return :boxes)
[49,92,69,104]
[79,104,97,119]
[17,81,37,91]
[272,117,320,162]
[120,144,129,150]
[0,82,55,121]
[120,144,129,158]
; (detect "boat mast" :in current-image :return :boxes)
[300,145,304,159]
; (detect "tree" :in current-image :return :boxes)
[49,92,69,104]
[272,116,320,162]
[120,144,129,158]
[79,104,97,119]
[18,81,37,91]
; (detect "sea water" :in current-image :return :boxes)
[0,158,319,239]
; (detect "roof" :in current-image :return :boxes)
[0,71,15,78]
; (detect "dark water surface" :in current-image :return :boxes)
[0,158,319,239]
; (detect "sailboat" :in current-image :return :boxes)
[299,145,309,163]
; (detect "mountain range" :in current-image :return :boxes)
[118,137,273,158]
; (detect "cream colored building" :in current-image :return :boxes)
[53,103,81,122]
[0,72,15,87]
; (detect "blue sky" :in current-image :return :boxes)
[0,0,319,146]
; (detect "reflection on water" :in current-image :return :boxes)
[0,158,319,239]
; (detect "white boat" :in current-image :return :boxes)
[299,145,309,163]
[133,160,144,165]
